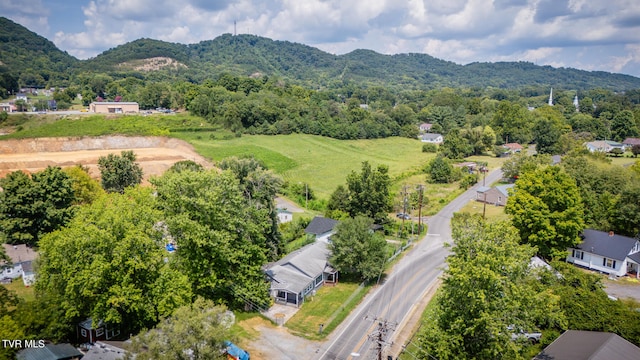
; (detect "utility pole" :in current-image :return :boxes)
[402,185,409,236]
[482,165,487,220]
[368,319,394,360]
[305,183,308,209]
[416,185,424,235]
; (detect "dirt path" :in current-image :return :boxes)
[0,136,213,181]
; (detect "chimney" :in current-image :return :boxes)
[609,231,614,237]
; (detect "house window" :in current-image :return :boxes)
[81,329,87,337]
[603,258,617,269]
[96,327,104,337]
[573,250,584,260]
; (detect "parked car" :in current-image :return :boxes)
[396,213,411,220]
[507,325,542,343]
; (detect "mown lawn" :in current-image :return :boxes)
[2,279,35,302]
[286,281,370,340]
[457,199,510,222]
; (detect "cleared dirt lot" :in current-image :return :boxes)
[0,136,213,181]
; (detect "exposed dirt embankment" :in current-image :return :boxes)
[0,136,213,181]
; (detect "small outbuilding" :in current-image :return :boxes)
[17,343,84,360]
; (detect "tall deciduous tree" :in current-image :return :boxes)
[36,188,193,336]
[506,166,585,259]
[126,298,232,360]
[343,161,392,225]
[329,216,387,281]
[98,150,143,193]
[151,169,272,310]
[0,167,75,246]
[218,157,284,260]
[418,214,565,360]
[440,128,473,159]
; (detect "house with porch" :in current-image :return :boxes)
[264,241,337,307]
[566,229,640,277]
[304,216,339,242]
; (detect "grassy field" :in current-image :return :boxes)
[285,281,370,340]
[2,279,35,302]
[173,132,432,198]
[457,199,510,222]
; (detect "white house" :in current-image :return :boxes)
[277,208,293,224]
[585,140,624,153]
[419,133,444,144]
[304,216,339,243]
[1,244,38,282]
[566,229,640,277]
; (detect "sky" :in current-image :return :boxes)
[2,0,640,77]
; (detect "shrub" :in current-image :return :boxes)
[422,143,438,153]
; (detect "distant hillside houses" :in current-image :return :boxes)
[585,140,625,153]
[1,244,38,286]
[419,133,443,144]
[622,138,640,149]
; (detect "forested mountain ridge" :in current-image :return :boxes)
[2,16,640,91]
[0,17,78,86]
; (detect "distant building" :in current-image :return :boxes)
[535,330,640,360]
[1,244,38,282]
[585,140,624,153]
[277,208,293,224]
[16,93,28,101]
[419,133,444,144]
[573,94,580,112]
[0,102,13,112]
[17,343,83,360]
[622,137,640,150]
[419,123,433,132]
[89,102,139,114]
[548,88,553,106]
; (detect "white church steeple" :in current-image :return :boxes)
[573,93,579,112]
[548,88,553,106]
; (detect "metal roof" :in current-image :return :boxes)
[535,330,640,360]
[17,343,84,360]
[265,241,331,294]
[576,229,639,261]
[304,216,338,235]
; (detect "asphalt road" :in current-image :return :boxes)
[315,169,504,360]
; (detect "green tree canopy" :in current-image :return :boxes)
[342,161,392,225]
[98,150,143,193]
[418,214,565,360]
[329,216,387,281]
[427,155,456,184]
[151,169,272,310]
[506,166,585,259]
[0,167,75,246]
[126,298,232,360]
[36,188,193,336]
[62,165,104,205]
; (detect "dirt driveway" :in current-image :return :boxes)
[0,136,213,181]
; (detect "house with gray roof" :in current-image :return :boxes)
[1,243,38,282]
[264,241,337,307]
[476,184,514,206]
[567,229,640,277]
[17,343,83,360]
[585,140,624,153]
[305,216,339,242]
[419,133,443,144]
[623,137,640,150]
[534,330,640,360]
